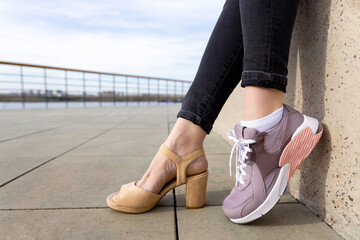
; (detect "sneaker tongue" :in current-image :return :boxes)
[243,128,257,139]
[234,124,257,140]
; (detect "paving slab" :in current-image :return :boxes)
[0,105,342,239]
[177,205,343,240]
[0,107,134,142]
[167,108,181,122]
[0,117,61,142]
[0,127,58,143]
[116,113,168,129]
[0,207,175,240]
[0,155,173,209]
[67,128,168,156]
[204,133,234,154]
[0,128,109,185]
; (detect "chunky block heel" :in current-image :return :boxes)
[186,170,209,209]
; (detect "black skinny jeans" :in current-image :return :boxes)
[177,0,299,134]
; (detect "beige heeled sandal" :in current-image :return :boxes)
[106,143,209,213]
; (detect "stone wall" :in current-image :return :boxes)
[212,0,360,239]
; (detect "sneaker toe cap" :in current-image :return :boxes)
[222,185,254,219]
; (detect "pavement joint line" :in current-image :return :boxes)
[173,202,301,207]
[173,189,180,240]
[114,127,168,129]
[0,127,59,143]
[0,111,114,143]
[55,153,233,158]
[0,202,301,211]
[166,107,180,240]
[0,156,58,188]
[0,112,141,188]
[64,154,167,157]
[0,207,109,211]
[0,206,173,211]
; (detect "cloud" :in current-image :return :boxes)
[0,0,225,80]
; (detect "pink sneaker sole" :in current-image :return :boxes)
[279,126,323,181]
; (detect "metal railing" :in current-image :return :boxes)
[0,61,192,108]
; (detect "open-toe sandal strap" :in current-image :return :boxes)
[159,144,205,186]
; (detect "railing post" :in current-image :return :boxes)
[20,66,25,109]
[181,82,184,102]
[83,72,86,108]
[174,81,177,104]
[65,70,69,108]
[99,74,102,107]
[157,79,160,104]
[166,80,168,105]
[44,68,48,108]
[125,76,128,106]
[113,75,116,106]
[147,77,150,105]
[137,77,140,105]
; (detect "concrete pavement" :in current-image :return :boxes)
[0,104,342,239]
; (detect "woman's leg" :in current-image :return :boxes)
[137,0,244,193]
[222,0,302,223]
[177,0,244,134]
[239,0,298,121]
[138,0,299,193]
[241,86,284,121]
[177,0,298,133]
[136,117,208,193]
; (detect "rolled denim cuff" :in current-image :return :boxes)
[240,70,287,93]
[176,110,213,134]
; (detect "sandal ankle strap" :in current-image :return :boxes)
[159,143,205,186]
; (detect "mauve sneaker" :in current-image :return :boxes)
[222,104,323,224]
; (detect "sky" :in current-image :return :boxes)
[0,0,225,81]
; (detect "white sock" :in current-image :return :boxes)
[241,106,283,133]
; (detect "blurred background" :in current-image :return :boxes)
[0,0,224,109]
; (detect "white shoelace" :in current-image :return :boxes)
[227,130,256,186]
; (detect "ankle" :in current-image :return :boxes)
[164,117,206,156]
[164,134,203,157]
[241,86,284,121]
